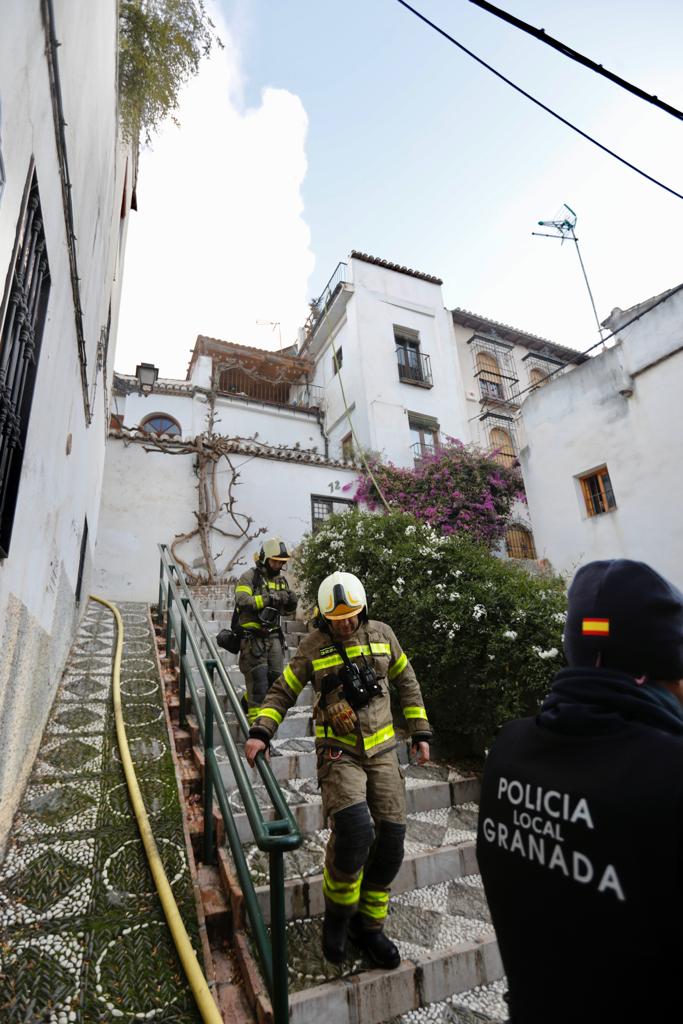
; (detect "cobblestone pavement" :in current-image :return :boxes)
[0,601,202,1023]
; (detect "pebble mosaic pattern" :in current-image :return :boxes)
[0,602,202,1023]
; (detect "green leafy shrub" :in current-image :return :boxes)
[119,0,222,143]
[294,510,567,754]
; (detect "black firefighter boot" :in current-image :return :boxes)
[322,909,348,965]
[348,914,400,969]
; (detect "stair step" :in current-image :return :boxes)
[251,842,479,925]
[280,926,502,1024]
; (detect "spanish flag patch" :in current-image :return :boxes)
[582,618,610,636]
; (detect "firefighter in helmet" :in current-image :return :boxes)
[234,537,298,723]
[244,570,432,969]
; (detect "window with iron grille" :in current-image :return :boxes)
[505,524,537,559]
[394,328,433,387]
[579,466,616,517]
[0,164,51,557]
[311,494,355,531]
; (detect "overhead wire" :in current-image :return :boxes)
[466,0,683,122]
[393,0,683,202]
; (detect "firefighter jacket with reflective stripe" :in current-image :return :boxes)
[234,567,298,632]
[250,619,432,759]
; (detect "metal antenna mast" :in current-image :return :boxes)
[532,204,607,345]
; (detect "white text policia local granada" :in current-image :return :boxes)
[480,777,625,901]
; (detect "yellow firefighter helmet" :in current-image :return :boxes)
[317,571,367,621]
[258,537,290,563]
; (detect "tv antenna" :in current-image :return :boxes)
[532,204,607,345]
[256,319,282,350]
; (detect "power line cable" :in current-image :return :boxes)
[466,0,683,122]
[393,0,683,202]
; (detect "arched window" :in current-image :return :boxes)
[476,351,503,399]
[505,525,537,560]
[139,413,181,437]
[529,367,546,389]
[489,426,516,467]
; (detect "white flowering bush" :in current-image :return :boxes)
[294,511,567,754]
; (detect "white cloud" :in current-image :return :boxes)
[115,12,314,378]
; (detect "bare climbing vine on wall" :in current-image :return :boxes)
[126,396,265,583]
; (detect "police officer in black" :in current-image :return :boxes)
[477,559,683,1024]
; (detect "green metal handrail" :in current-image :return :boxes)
[157,544,302,1024]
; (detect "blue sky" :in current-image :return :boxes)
[117,0,683,375]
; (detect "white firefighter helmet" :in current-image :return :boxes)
[317,571,367,621]
[258,537,290,563]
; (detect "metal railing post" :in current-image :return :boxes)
[269,850,289,1024]
[165,580,174,659]
[157,555,165,623]
[179,597,189,729]
[203,659,216,865]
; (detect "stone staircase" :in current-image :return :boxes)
[170,600,507,1024]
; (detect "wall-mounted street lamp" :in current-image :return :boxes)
[135,362,159,396]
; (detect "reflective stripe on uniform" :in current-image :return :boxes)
[403,705,428,720]
[315,725,358,747]
[312,643,390,672]
[312,654,344,671]
[254,594,264,610]
[388,652,408,679]
[235,585,253,595]
[323,867,362,906]
[247,706,261,723]
[363,724,395,750]
[315,723,396,750]
[358,889,390,920]
[241,622,261,630]
[258,707,283,725]
[283,664,303,696]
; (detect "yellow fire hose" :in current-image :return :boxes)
[92,595,223,1024]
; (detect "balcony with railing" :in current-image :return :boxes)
[303,262,348,340]
[411,441,438,462]
[216,366,324,412]
[396,348,433,388]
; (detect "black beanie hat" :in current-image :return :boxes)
[564,559,683,680]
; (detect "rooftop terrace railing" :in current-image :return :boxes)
[157,544,302,1024]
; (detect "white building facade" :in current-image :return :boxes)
[519,284,683,587]
[95,253,581,602]
[0,1,133,846]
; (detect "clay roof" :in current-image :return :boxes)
[350,251,443,285]
[451,307,583,363]
[109,426,357,470]
[188,335,312,380]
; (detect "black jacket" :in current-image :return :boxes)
[477,667,683,1024]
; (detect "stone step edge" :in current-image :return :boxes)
[225,775,480,845]
[234,925,502,1024]
[222,841,478,927]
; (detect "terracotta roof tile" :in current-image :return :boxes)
[350,251,443,285]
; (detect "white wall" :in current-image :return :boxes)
[116,385,329,452]
[94,435,358,601]
[0,0,130,848]
[311,257,470,466]
[520,288,683,587]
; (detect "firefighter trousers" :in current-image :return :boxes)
[238,633,285,724]
[318,747,407,932]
